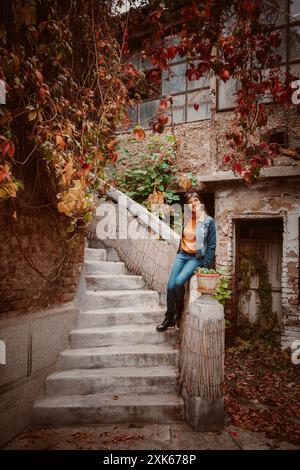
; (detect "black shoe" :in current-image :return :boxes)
[156,314,176,332]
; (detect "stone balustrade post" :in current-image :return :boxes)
[179,281,225,432]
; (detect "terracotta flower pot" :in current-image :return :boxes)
[196,272,220,293]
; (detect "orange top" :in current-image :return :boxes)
[180,217,197,253]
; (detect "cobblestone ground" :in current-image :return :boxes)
[2,423,299,450]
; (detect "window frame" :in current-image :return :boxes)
[216,0,300,112]
[127,40,212,129]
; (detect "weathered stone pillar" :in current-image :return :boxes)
[179,293,225,432]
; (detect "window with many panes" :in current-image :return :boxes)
[127,36,211,129]
[217,0,300,110]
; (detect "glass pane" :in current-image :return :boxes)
[162,62,186,94]
[187,90,211,122]
[260,0,287,25]
[291,0,300,22]
[290,62,300,79]
[140,39,160,70]
[128,106,138,129]
[168,94,185,124]
[140,54,154,70]
[222,4,236,36]
[140,100,159,128]
[272,28,287,63]
[217,77,240,110]
[127,52,140,70]
[187,61,210,90]
[290,25,300,61]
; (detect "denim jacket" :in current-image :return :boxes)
[177,214,217,268]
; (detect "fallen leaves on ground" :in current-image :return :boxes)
[224,339,300,445]
[111,432,144,443]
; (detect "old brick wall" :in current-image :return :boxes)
[0,202,84,318]
[209,177,300,344]
[116,105,300,175]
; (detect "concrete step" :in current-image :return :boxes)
[70,324,179,349]
[45,366,179,396]
[78,306,166,328]
[32,394,184,426]
[85,260,127,275]
[86,274,144,291]
[84,248,107,261]
[58,344,179,370]
[84,289,159,310]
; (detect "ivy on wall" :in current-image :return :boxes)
[236,247,280,345]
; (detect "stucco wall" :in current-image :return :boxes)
[0,303,79,447]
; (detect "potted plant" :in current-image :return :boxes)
[195,267,221,293]
[195,267,233,304]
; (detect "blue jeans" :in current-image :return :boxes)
[166,250,203,318]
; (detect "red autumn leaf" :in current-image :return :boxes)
[55,135,65,150]
[166,46,177,59]
[1,140,15,158]
[0,165,11,182]
[146,69,161,84]
[110,152,118,164]
[133,127,146,141]
[269,31,282,49]
[186,67,200,81]
[39,83,50,102]
[158,113,168,125]
[82,162,92,171]
[106,139,117,151]
[205,6,211,19]
[232,131,244,145]
[35,69,44,84]
[233,162,243,174]
[220,69,230,82]
[269,143,280,154]
[223,154,232,164]
[243,170,254,183]
[159,97,168,110]
[150,50,167,69]
[125,63,138,76]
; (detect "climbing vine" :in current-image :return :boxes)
[0,0,142,230]
[111,134,197,208]
[1,0,298,230]
[124,0,298,182]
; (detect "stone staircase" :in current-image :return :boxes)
[32,246,184,426]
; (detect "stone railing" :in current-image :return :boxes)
[86,186,181,300]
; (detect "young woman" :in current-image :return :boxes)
[156,190,217,332]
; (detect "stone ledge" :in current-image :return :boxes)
[196,166,300,182]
